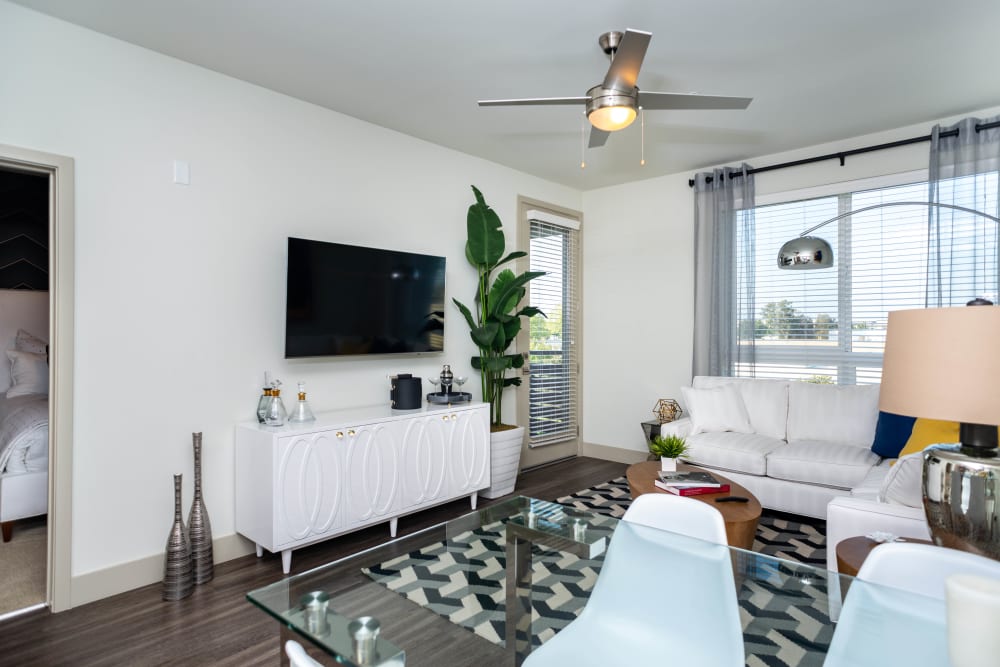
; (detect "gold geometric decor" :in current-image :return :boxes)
[653,398,683,424]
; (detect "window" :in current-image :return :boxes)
[525,213,580,447]
[735,174,998,384]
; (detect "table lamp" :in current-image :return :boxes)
[879,305,1000,560]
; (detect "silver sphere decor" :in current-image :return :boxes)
[162,473,194,600]
[187,432,214,584]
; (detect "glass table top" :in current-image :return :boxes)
[246,495,947,667]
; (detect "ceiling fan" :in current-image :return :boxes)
[479,29,753,148]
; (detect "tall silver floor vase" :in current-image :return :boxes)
[163,473,194,600]
[187,432,214,584]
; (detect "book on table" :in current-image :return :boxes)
[656,470,723,487]
[654,480,731,496]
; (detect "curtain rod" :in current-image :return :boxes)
[687,119,1000,187]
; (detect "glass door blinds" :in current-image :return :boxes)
[525,212,580,447]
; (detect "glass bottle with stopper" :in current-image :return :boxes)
[289,382,316,423]
[264,379,287,426]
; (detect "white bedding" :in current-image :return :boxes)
[0,393,49,474]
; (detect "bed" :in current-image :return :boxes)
[0,393,49,541]
[0,291,51,543]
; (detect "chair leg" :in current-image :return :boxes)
[1,521,12,543]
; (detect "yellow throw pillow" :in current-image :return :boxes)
[896,419,960,459]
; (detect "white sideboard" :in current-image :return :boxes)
[235,401,490,573]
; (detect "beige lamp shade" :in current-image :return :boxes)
[879,307,1000,426]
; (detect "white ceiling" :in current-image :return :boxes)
[13,0,1000,190]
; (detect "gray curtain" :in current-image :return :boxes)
[927,116,1000,306]
[693,164,755,377]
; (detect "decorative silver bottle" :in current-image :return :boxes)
[289,382,316,423]
[187,432,214,584]
[163,473,194,600]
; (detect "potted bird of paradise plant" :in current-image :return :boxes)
[453,185,545,497]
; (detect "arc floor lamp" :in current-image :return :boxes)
[778,200,1000,560]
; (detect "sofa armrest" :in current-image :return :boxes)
[657,418,692,439]
[825,496,930,572]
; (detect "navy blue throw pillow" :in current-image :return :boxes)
[870,411,917,458]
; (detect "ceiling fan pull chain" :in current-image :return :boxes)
[640,106,646,166]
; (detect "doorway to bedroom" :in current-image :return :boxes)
[0,166,50,616]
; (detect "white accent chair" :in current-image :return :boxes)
[622,492,728,544]
[285,640,323,667]
[824,543,1000,666]
[523,508,744,666]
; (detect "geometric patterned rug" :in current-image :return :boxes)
[365,477,833,666]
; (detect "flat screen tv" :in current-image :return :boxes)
[285,237,446,358]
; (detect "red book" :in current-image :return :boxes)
[654,480,730,496]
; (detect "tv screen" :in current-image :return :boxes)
[285,237,446,358]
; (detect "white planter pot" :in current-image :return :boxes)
[480,426,525,499]
[661,457,678,472]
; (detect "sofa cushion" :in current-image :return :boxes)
[879,450,925,508]
[897,418,960,458]
[681,384,753,435]
[692,376,789,440]
[870,411,918,458]
[786,381,879,448]
[683,431,786,476]
[767,441,880,489]
[851,460,891,499]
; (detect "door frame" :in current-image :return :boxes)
[515,196,583,469]
[0,143,75,613]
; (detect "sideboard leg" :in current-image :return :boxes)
[470,493,478,510]
[389,517,398,538]
[256,543,263,558]
[281,549,292,574]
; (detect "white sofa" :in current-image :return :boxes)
[661,376,932,572]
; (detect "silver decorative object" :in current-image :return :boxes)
[187,432,214,584]
[163,473,194,600]
[923,445,1000,561]
[348,616,381,665]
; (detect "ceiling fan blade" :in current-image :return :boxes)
[602,29,652,92]
[638,92,753,110]
[588,127,611,148]
[478,96,588,107]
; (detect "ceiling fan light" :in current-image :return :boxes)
[588,105,637,131]
[586,85,637,132]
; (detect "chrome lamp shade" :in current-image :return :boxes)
[880,306,1000,561]
[776,236,834,269]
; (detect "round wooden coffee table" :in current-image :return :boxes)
[625,461,762,550]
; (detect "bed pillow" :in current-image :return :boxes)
[15,329,47,355]
[681,384,753,435]
[870,411,918,458]
[6,350,49,398]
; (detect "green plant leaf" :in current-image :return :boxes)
[467,185,504,267]
[516,306,545,319]
[496,250,527,267]
[502,318,521,342]
[507,353,524,369]
[490,271,545,317]
[503,377,523,387]
[452,298,476,329]
[471,356,482,370]
[471,322,500,348]
[482,356,512,372]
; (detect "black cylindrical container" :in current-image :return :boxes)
[390,374,422,410]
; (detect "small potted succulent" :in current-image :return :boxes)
[649,434,689,472]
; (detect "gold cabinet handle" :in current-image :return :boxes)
[348,429,356,437]
[336,431,344,439]
[442,415,449,421]
[451,414,457,421]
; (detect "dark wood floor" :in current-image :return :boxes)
[0,456,627,667]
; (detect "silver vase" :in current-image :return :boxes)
[163,473,194,600]
[187,432,214,584]
[923,444,1000,561]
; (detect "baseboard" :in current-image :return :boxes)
[69,532,254,608]
[579,442,648,465]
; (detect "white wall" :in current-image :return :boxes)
[581,103,1000,458]
[0,1,581,602]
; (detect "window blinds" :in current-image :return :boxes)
[735,176,997,385]
[527,217,579,446]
